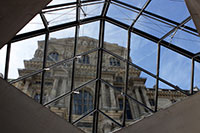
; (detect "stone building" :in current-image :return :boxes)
[15,36,188,133]
[146,87,199,110]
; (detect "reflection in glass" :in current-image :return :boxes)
[73,89,93,115]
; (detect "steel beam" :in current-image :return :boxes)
[44,78,97,106]
[102,48,190,96]
[100,78,155,113]
[92,20,105,133]
[43,1,104,14]
[9,48,98,84]
[43,0,102,10]
[190,58,194,94]
[154,43,160,112]
[11,16,101,43]
[68,0,80,123]
[112,0,197,33]
[72,109,96,125]
[154,16,192,111]
[39,13,49,104]
[129,0,151,28]
[105,16,200,63]
[101,0,111,17]
[122,0,151,126]
[4,43,11,80]
[122,31,131,127]
[159,16,192,41]
[98,109,123,128]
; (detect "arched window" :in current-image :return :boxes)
[78,55,90,64]
[73,90,93,115]
[110,57,120,66]
[47,52,59,61]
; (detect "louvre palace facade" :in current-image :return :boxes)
[14,37,188,133]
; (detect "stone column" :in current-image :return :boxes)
[57,79,67,107]
[102,120,112,133]
[23,81,30,95]
[128,89,140,119]
[141,87,151,108]
[101,84,109,109]
[64,79,71,110]
[49,78,59,105]
[109,83,117,109]
[135,87,145,114]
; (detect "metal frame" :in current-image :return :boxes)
[2,0,200,132]
[111,0,197,33]
[154,16,192,111]
[39,13,50,104]
[4,43,11,80]
[122,0,151,126]
[68,0,81,123]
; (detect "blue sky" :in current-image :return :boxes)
[0,0,200,90]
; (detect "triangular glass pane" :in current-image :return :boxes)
[17,14,45,35]
[185,19,197,31]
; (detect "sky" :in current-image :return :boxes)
[0,0,200,90]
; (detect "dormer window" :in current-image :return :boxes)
[78,55,90,64]
[47,52,59,61]
[110,57,120,66]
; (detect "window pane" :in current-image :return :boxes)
[160,46,191,90]
[146,0,190,23]
[107,3,138,25]
[118,0,148,8]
